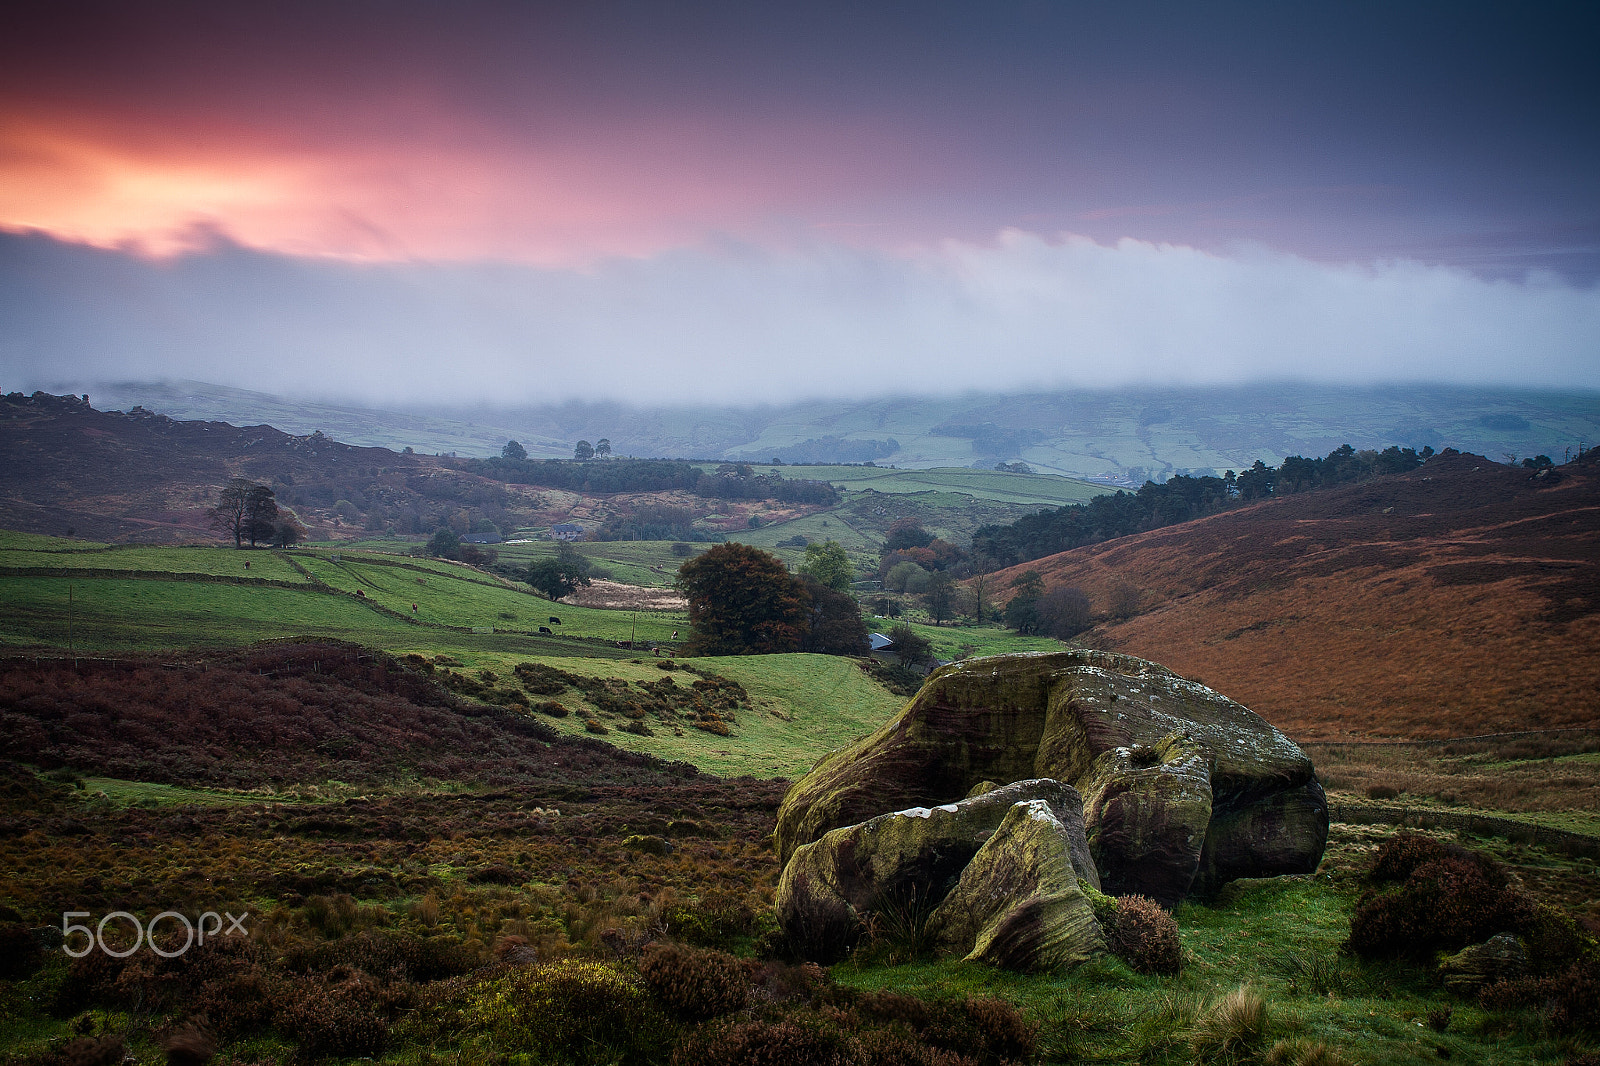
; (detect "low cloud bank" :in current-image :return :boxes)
[2,228,1596,406]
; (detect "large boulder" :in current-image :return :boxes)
[775,651,1326,906]
[774,779,1096,959]
[926,799,1106,971]
[1077,732,1214,907]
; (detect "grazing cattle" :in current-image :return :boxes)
[549,616,561,624]
[539,626,553,635]
[355,589,364,597]
[411,603,418,613]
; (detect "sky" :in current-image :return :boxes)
[2,0,1598,406]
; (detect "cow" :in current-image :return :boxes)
[548,616,562,624]
[539,626,553,635]
[411,603,418,613]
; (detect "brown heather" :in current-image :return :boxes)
[984,451,1600,742]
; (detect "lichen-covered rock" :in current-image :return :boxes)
[927,799,1106,971]
[774,650,1326,905]
[1191,779,1330,898]
[1078,732,1214,907]
[1439,933,1529,993]
[774,779,1094,957]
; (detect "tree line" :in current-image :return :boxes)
[971,444,1436,570]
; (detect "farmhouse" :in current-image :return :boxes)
[549,523,584,541]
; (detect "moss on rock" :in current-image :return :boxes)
[774,650,1327,909]
[927,799,1106,972]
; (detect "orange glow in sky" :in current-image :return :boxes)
[0,116,861,263]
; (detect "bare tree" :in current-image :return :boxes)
[208,479,252,548]
[208,479,278,548]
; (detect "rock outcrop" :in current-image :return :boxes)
[927,799,1106,971]
[775,651,1327,911]
[774,779,1097,959]
[1439,934,1529,993]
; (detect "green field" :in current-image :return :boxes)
[442,652,907,778]
[0,531,1074,776]
[491,539,696,586]
[802,465,1107,506]
[0,529,688,656]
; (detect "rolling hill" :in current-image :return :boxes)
[0,390,1099,549]
[989,450,1600,741]
[78,377,1600,481]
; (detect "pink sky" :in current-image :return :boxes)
[2,2,1590,274]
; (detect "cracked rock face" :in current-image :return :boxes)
[775,650,1328,913]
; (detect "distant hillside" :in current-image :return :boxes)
[0,391,840,543]
[76,378,1600,481]
[0,391,1089,550]
[988,450,1600,741]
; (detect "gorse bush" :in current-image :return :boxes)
[640,943,751,1021]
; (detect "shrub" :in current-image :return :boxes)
[0,920,42,979]
[673,1015,856,1066]
[534,700,569,717]
[852,991,1037,1065]
[943,995,1038,1065]
[191,969,278,1038]
[1347,835,1533,959]
[666,894,761,949]
[1481,958,1600,1033]
[623,834,674,856]
[585,718,611,734]
[464,959,671,1063]
[1103,895,1182,975]
[160,1021,217,1066]
[1366,832,1456,882]
[25,1036,127,1066]
[1188,985,1268,1061]
[640,943,751,1021]
[275,969,388,1058]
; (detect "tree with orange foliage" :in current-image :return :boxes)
[676,542,808,655]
